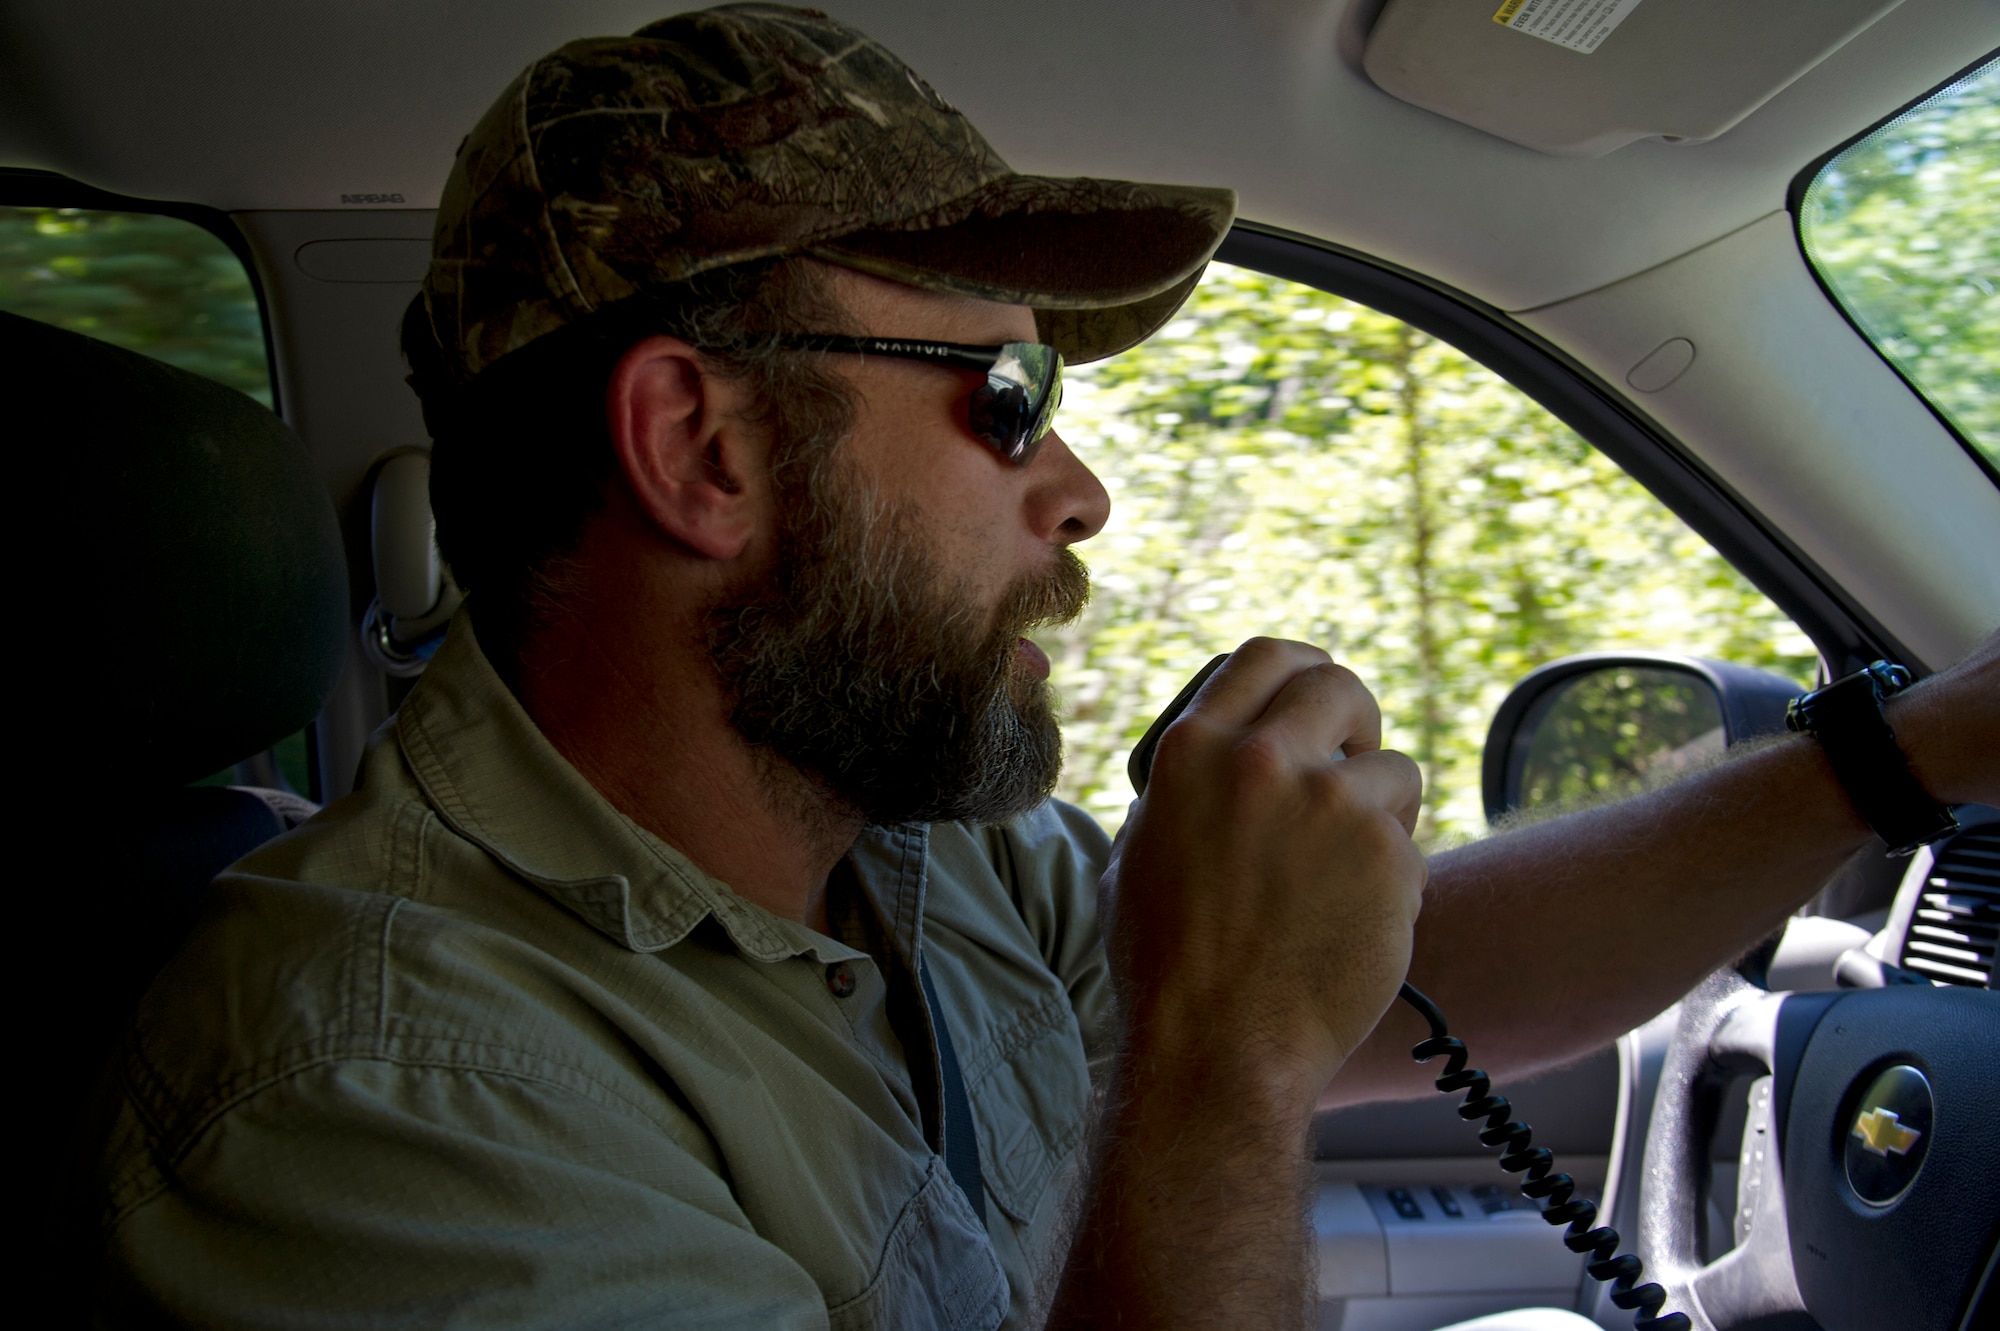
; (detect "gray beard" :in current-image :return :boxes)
[704,460,1088,828]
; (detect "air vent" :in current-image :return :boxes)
[1900,826,2000,988]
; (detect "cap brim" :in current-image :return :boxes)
[808,175,1236,363]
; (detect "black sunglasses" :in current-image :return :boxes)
[774,335,1064,466]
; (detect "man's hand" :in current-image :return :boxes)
[1048,639,1424,1331]
[1102,638,1428,1102]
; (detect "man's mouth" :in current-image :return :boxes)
[1015,637,1051,680]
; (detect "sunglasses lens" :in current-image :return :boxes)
[970,343,1063,465]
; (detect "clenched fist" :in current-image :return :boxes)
[1100,638,1428,1110]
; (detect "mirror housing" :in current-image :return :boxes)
[1481,652,1805,822]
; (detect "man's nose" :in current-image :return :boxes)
[1027,428,1111,545]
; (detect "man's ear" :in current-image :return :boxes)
[605,335,761,561]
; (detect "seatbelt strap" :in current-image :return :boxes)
[918,956,986,1223]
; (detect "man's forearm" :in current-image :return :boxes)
[1048,1045,1322,1331]
[1323,633,1997,1108]
[1325,728,1874,1106]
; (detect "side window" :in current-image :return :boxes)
[1048,262,1816,846]
[2,204,311,796]
[1798,55,1998,471]
[0,205,272,405]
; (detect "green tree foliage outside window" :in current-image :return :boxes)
[1799,57,1999,468]
[0,206,272,407]
[1045,263,1817,847]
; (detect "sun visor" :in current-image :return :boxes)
[1362,0,1908,157]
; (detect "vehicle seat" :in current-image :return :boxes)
[6,309,348,1192]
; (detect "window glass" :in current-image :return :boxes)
[0,205,272,406]
[1798,57,1999,469]
[1047,262,1815,847]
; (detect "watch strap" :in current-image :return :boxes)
[1787,663,1959,857]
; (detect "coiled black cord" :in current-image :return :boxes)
[1126,658,1693,1329]
[1398,982,1691,1331]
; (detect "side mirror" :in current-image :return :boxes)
[1481,652,1805,821]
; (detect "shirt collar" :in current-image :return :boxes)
[395,608,869,965]
[846,821,932,976]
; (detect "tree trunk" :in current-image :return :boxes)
[1395,325,1443,824]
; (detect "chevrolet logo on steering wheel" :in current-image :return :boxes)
[1850,1105,1922,1157]
[1843,1065,1934,1206]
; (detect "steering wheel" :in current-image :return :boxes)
[1636,969,1998,1331]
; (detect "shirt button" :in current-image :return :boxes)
[826,963,856,998]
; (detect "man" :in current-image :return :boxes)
[88,5,1998,1329]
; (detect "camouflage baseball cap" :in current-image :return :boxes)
[419,3,1236,384]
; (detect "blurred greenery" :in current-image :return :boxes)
[1800,56,1998,466]
[0,206,271,406]
[1514,667,1724,814]
[1046,263,1817,847]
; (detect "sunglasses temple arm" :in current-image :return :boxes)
[914,347,1006,374]
[779,335,1003,374]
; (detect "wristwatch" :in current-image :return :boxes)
[1786,661,1959,857]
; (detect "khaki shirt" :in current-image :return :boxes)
[93,617,1118,1329]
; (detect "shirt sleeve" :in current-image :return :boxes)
[96,1058,830,1330]
[989,799,1117,1070]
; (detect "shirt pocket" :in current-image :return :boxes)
[965,992,1093,1229]
[825,1157,1008,1331]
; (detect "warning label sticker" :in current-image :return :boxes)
[1492,0,1644,54]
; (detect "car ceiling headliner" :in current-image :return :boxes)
[1,0,1994,312]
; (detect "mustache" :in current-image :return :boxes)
[995,547,1091,642]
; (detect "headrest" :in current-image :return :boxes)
[4,311,349,787]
